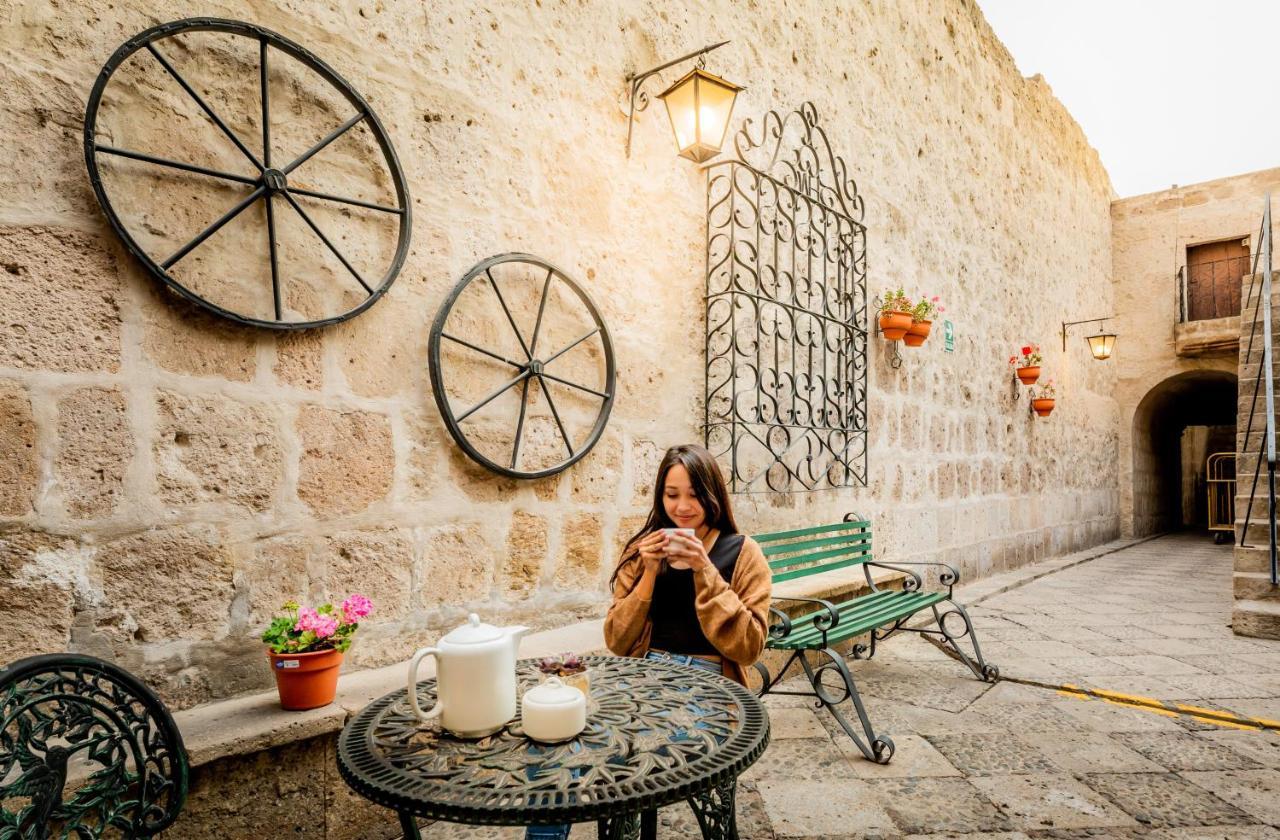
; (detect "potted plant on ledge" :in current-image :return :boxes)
[1009,344,1042,385]
[261,594,373,710]
[1030,379,1056,417]
[905,295,944,347]
[878,288,914,341]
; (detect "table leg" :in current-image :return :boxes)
[641,808,657,839]
[397,811,423,840]
[596,811,641,839]
[687,778,738,840]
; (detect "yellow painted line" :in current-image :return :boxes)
[1026,680,1275,731]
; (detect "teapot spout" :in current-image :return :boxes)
[507,624,531,653]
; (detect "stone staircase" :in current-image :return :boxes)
[1234,271,1280,638]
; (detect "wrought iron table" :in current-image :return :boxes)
[337,655,770,839]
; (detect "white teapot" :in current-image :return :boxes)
[407,613,530,738]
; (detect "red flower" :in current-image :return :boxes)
[1021,346,1031,356]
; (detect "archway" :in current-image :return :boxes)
[1131,370,1238,536]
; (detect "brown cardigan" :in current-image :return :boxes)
[603,530,772,686]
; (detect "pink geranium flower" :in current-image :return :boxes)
[341,593,374,624]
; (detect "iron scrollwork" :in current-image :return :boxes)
[0,654,188,838]
[704,102,868,493]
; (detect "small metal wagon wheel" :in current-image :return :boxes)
[83,17,411,329]
[429,253,615,479]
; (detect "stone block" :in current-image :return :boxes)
[236,534,318,629]
[0,382,37,516]
[154,391,282,512]
[555,514,604,588]
[55,386,131,518]
[273,330,325,390]
[140,284,258,382]
[318,529,414,621]
[403,410,445,502]
[296,405,393,515]
[502,511,547,599]
[0,227,121,372]
[333,292,427,398]
[421,521,495,609]
[570,430,622,504]
[96,526,235,643]
[0,530,81,655]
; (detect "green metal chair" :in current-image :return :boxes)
[0,653,188,838]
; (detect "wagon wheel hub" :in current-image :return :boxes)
[528,359,544,375]
[262,168,288,192]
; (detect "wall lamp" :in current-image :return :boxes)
[624,41,743,162]
[1061,316,1117,360]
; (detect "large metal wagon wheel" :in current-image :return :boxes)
[429,253,615,479]
[83,17,411,329]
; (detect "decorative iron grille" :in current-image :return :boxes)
[704,102,868,493]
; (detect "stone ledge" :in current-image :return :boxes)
[1174,316,1239,357]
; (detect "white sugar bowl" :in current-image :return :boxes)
[520,677,587,743]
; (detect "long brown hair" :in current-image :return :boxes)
[609,444,738,588]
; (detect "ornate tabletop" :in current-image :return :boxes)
[337,655,769,837]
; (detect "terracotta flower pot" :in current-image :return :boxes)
[1032,398,1056,417]
[878,311,912,341]
[1016,365,1040,386]
[903,319,932,347]
[268,648,343,710]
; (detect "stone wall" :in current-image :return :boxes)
[0,0,1119,709]
[1112,167,1280,536]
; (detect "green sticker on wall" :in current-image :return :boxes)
[944,319,955,352]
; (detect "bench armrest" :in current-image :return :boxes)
[769,595,841,639]
[864,560,959,591]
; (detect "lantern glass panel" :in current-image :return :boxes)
[658,68,741,163]
[1086,332,1116,360]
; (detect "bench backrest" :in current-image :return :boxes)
[753,519,872,583]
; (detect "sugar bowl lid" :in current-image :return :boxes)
[523,677,584,708]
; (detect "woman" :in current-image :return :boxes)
[604,443,772,685]
[525,445,772,840]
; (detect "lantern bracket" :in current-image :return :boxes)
[1061,315,1115,352]
[624,40,730,158]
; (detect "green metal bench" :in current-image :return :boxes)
[753,514,998,764]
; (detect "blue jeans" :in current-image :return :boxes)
[524,652,722,839]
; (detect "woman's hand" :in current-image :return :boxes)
[635,531,669,576]
[665,533,711,571]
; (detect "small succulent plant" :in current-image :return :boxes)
[536,652,586,676]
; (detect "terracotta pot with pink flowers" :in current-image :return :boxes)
[261,594,374,710]
[877,287,914,341]
[904,295,944,348]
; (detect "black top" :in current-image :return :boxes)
[336,657,770,826]
[648,532,745,656]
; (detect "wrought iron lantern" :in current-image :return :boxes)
[656,67,743,163]
[622,40,742,162]
[1085,331,1117,360]
[1061,316,1116,359]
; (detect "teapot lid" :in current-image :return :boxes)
[523,677,585,708]
[442,613,503,645]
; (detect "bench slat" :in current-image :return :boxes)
[772,552,872,581]
[754,520,870,544]
[761,532,871,558]
[768,543,871,571]
[773,591,946,648]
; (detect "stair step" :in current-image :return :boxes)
[1232,599,1280,640]
[1234,571,1280,600]
[1235,545,1276,573]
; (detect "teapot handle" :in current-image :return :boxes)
[407,647,443,722]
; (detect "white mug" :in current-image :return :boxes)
[662,527,697,570]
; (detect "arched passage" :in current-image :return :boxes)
[1131,370,1238,536]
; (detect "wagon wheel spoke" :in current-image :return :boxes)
[539,372,611,400]
[511,377,532,470]
[486,270,533,360]
[280,190,373,295]
[146,43,263,172]
[528,268,553,357]
[282,112,365,176]
[440,333,524,370]
[265,195,282,320]
[456,370,531,424]
[543,328,600,366]
[287,185,404,215]
[537,374,576,457]
[162,186,265,269]
[93,145,258,185]
[260,38,271,168]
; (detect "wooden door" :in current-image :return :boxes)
[1186,238,1249,321]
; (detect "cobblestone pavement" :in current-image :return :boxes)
[419,534,1280,839]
